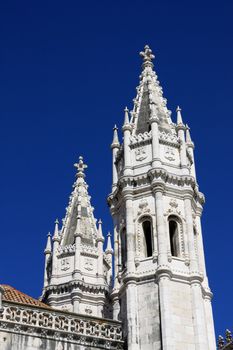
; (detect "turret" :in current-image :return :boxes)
[42,156,113,317]
[51,219,60,283]
[111,125,120,191]
[43,232,52,288]
[186,125,196,178]
[105,232,113,286]
[122,107,132,176]
[97,219,104,277]
[176,106,188,174]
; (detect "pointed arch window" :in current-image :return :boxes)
[168,216,180,257]
[141,218,153,258]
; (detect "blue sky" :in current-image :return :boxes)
[0,0,232,339]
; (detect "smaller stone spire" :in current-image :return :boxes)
[186,125,194,147]
[52,218,60,241]
[97,219,104,242]
[124,107,130,125]
[140,45,155,68]
[74,156,87,179]
[176,106,183,125]
[44,232,52,254]
[111,125,120,147]
[105,232,113,254]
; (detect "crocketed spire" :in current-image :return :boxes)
[59,156,99,246]
[131,45,173,134]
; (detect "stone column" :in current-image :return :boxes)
[125,195,135,274]
[184,194,209,349]
[73,296,80,313]
[154,186,174,349]
[154,187,168,267]
[124,192,139,350]
[150,115,161,168]
[126,281,139,350]
[122,112,132,176]
[113,216,120,289]
[190,279,210,350]
[111,126,120,192]
[204,296,216,350]
[51,238,59,284]
[177,122,189,175]
[195,214,207,277]
[112,297,120,321]
[73,233,81,279]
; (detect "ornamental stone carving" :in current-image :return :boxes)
[84,258,93,271]
[164,146,176,161]
[137,199,150,216]
[135,146,147,161]
[60,258,70,271]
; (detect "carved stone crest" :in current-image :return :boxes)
[164,146,175,161]
[61,258,70,271]
[84,258,93,271]
[135,146,147,161]
[138,199,150,216]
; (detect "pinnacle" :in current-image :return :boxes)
[124,106,130,125]
[176,105,184,125]
[111,125,120,147]
[74,156,88,178]
[140,45,155,66]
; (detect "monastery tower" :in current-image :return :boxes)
[108,46,216,350]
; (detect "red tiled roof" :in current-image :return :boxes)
[1,285,50,309]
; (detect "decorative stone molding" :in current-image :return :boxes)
[135,146,147,161]
[137,199,150,216]
[159,131,179,147]
[0,302,123,349]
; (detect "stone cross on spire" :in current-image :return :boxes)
[140,45,155,68]
[74,156,87,178]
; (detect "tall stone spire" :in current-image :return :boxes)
[131,45,172,134]
[42,157,112,318]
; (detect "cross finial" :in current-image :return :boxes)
[140,45,155,67]
[74,156,88,177]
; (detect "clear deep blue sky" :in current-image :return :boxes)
[0,0,232,339]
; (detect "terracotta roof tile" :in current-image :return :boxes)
[1,285,50,309]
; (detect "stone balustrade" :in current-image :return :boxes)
[0,301,123,349]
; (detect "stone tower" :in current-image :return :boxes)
[108,46,216,350]
[42,156,113,318]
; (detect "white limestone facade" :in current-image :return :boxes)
[108,45,216,350]
[41,156,113,319]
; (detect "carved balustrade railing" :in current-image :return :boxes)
[0,301,123,349]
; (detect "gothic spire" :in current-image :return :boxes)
[131,45,172,135]
[186,125,193,144]
[176,106,183,125]
[44,232,52,254]
[59,157,99,247]
[97,219,104,242]
[52,219,59,241]
[105,232,113,254]
[111,125,120,147]
[124,107,130,125]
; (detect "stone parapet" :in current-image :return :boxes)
[0,301,123,350]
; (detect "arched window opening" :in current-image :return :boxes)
[169,219,179,257]
[120,228,127,269]
[142,220,153,257]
